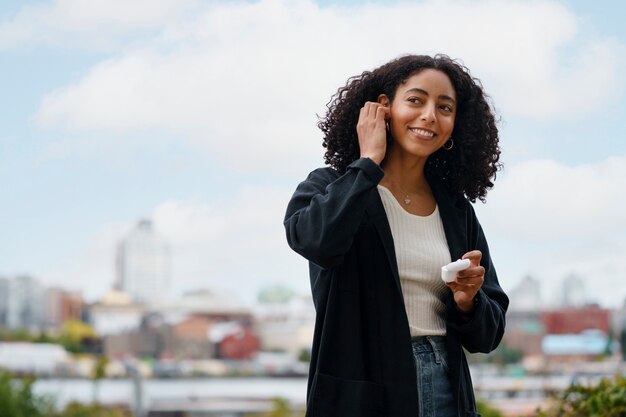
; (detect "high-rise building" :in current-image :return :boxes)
[116,219,170,304]
[561,273,587,307]
[0,277,9,327]
[508,275,542,312]
[6,275,45,330]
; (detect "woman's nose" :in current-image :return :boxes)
[420,104,436,123]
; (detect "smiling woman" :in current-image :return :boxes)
[284,54,509,417]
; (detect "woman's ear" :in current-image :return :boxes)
[377,94,390,107]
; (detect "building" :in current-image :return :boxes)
[0,342,71,375]
[502,310,544,358]
[508,275,542,312]
[102,290,256,360]
[541,305,611,335]
[211,322,259,360]
[542,330,609,361]
[88,288,145,336]
[0,277,8,327]
[4,275,45,330]
[560,273,588,307]
[44,287,85,328]
[116,219,170,304]
[254,289,315,358]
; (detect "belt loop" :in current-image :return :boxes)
[426,336,442,364]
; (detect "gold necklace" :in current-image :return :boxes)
[389,183,414,205]
[399,187,413,205]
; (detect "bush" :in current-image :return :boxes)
[476,399,505,417]
[0,371,54,417]
[55,402,133,417]
[536,375,626,417]
[0,371,132,417]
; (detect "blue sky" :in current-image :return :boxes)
[1,0,626,307]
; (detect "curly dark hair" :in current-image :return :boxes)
[318,54,501,202]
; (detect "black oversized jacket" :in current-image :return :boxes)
[284,157,509,417]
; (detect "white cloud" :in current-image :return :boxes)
[30,0,623,172]
[65,155,626,307]
[480,155,626,240]
[152,186,310,301]
[53,185,309,302]
[476,154,626,307]
[42,221,131,300]
[0,0,200,50]
[9,0,625,307]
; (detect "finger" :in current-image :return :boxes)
[375,106,388,127]
[446,282,480,293]
[462,250,482,267]
[365,102,378,118]
[454,277,484,288]
[357,106,368,131]
[358,105,367,120]
[376,105,390,119]
[458,265,485,279]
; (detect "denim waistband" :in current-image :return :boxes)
[411,335,447,353]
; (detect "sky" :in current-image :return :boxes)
[1,0,625,308]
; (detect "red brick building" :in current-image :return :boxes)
[541,305,610,335]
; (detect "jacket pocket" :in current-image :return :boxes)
[308,372,384,417]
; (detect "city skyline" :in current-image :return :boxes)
[1,0,626,306]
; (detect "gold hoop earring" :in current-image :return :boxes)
[443,137,454,151]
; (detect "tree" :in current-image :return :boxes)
[92,355,108,404]
[56,402,132,417]
[0,371,53,417]
[476,399,505,417]
[0,371,134,417]
[58,320,96,353]
[297,348,311,363]
[535,375,626,417]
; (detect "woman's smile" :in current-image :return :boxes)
[408,127,436,140]
[384,68,456,159]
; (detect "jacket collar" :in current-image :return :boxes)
[366,188,402,296]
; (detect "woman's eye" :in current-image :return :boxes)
[408,97,421,104]
[440,104,454,113]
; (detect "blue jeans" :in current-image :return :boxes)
[412,336,457,417]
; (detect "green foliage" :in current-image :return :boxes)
[0,371,54,417]
[1,322,100,354]
[536,375,626,417]
[93,356,108,381]
[476,399,505,417]
[245,397,305,417]
[33,331,54,344]
[0,371,133,417]
[470,342,523,365]
[297,348,311,363]
[55,402,133,417]
[0,329,33,342]
[58,320,96,353]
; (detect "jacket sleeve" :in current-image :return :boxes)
[446,202,509,354]
[284,158,384,269]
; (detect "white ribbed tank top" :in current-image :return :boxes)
[377,185,451,336]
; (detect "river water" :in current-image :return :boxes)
[33,377,309,410]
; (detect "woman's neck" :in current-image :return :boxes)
[380,150,429,192]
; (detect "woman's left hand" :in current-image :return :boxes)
[446,250,485,314]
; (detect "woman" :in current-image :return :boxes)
[284,54,508,417]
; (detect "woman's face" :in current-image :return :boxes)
[383,68,456,159]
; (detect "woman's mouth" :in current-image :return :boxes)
[409,128,436,139]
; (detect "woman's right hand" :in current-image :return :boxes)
[356,102,389,165]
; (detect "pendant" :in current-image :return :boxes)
[403,196,411,205]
